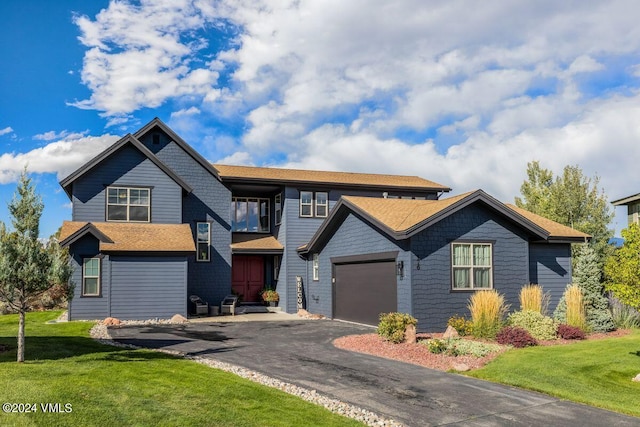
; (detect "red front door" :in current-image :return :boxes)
[231,255,264,303]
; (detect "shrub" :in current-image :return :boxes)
[609,295,640,329]
[496,326,537,348]
[426,338,447,354]
[468,290,509,339]
[519,284,549,314]
[447,315,473,336]
[377,312,417,344]
[261,289,279,302]
[507,310,558,340]
[557,324,586,340]
[423,338,503,357]
[564,284,587,331]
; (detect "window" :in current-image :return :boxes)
[82,258,100,296]
[275,193,282,225]
[312,253,319,281]
[452,243,492,289]
[273,255,280,280]
[231,198,270,232]
[196,222,210,262]
[300,191,330,218]
[315,192,328,217]
[107,187,150,222]
[300,191,313,217]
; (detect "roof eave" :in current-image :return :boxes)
[611,193,640,206]
[59,223,114,248]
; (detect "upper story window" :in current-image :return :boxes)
[82,258,101,296]
[196,222,210,262]
[107,187,150,222]
[315,192,328,217]
[275,193,282,225]
[451,243,492,290]
[231,197,269,232]
[300,191,329,218]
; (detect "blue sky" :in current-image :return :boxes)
[1,0,639,238]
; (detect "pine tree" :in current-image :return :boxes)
[554,244,614,332]
[0,171,73,362]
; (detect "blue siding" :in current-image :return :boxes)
[312,212,409,318]
[68,236,109,320]
[138,132,232,306]
[529,243,572,313]
[279,186,436,313]
[72,145,182,223]
[410,203,531,332]
[109,256,187,320]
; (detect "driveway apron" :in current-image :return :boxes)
[109,320,640,427]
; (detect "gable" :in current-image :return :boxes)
[60,134,192,198]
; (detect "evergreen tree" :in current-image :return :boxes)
[554,244,614,332]
[0,171,73,362]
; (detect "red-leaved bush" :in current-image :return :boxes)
[557,324,586,340]
[496,326,537,348]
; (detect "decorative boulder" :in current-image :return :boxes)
[404,324,417,344]
[443,325,460,339]
[633,374,640,382]
[170,314,188,324]
[453,363,470,372]
[103,317,121,326]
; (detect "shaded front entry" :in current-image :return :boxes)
[333,258,397,326]
[232,255,264,303]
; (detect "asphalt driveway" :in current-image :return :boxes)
[109,319,640,427]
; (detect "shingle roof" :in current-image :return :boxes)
[59,221,196,252]
[231,234,284,253]
[342,192,473,233]
[504,204,590,239]
[213,164,450,191]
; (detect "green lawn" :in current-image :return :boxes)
[467,329,640,417]
[0,311,363,427]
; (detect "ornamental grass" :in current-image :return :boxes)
[564,284,587,331]
[468,290,509,339]
[519,284,549,315]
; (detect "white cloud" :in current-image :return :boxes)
[70,0,222,118]
[0,127,14,136]
[0,134,119,184]
[33,130,88,141]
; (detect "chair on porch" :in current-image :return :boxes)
[220,295,238,316]
[189,295,209,316]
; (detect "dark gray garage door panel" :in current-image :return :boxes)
[334,260,397,325]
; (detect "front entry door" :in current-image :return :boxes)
[231,255,264,303]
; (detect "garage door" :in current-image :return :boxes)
[333,259,397,325]
[110,256,187,320]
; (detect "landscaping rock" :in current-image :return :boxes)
[443,325,459,339]
[633,374,640,382]
[404,324,416,344]
[297,309,325,319]
[102,317,122,326]
[170,314,188,324]
[453,363,470,372]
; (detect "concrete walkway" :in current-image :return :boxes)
[109,319,640,427]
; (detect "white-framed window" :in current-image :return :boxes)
[82,258,100,296]
[196,222,210,262]
[231,197,270,232]
[300,191,313,217]
[312,253,319,281]
[315,192,328,217]
[107,187,150,222]
[273,255,280,280]
[275,193,282,225]
[451,243,492,290]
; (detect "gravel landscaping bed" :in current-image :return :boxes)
[334,333,507,371]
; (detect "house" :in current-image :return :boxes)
[611,193,640,226]
[58,118,588,330]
